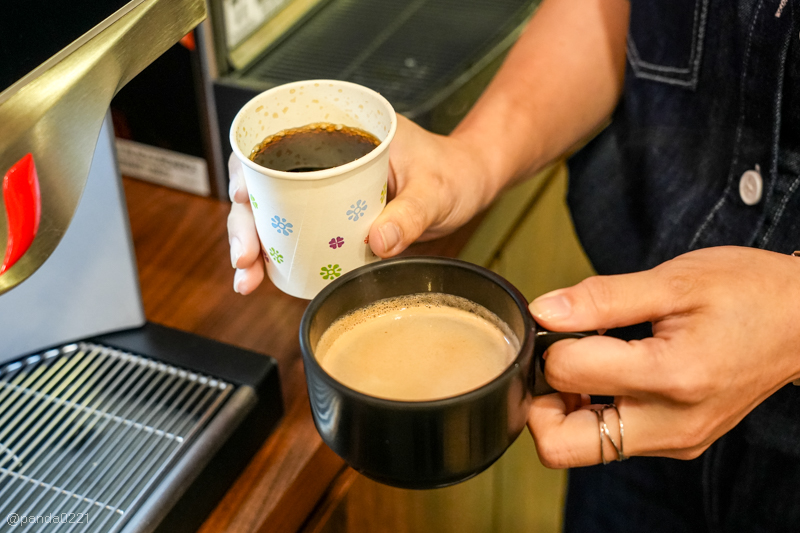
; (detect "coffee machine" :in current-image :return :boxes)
[0,1,282,531]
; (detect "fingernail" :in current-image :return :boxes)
[229,176,239,202]
[230,237,242,268]
[233,269,245,294]
[378,222,401,253]
[530,291,572,321]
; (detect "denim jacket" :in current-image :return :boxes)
[568,0,800,455]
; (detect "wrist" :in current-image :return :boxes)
[448,127,544,211]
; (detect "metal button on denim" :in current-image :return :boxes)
[739,169,763,205]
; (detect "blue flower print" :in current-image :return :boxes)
[347,200,368,221]
[271,215,294,236]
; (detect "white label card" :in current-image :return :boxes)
[222,0,292,48]
[115,138,211,196]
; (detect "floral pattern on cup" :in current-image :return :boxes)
[320,264,342,280]
[250,194,258,209]
[380,182,387,205]
[347,200,367,221]
[329,237,345,249]
[269,247,284,264]
[271,215,294,236]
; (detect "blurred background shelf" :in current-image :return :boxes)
[112,0,538,198]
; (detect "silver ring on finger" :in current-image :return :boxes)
[591,403,627,464]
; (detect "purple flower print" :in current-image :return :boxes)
[329,236,345,249]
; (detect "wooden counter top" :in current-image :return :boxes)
[122,178,481,533]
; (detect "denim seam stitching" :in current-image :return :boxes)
[691,0,710,85]
[757,3,795,248]
[626,0,708,89]
[689,0,765,250]
[627,0,703,73]
[628,40,692,74]
[625,68,695,88]
[760,175,800,248]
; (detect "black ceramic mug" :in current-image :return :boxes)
[299,256,586,489]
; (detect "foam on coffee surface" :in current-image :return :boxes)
[315,293,519,401]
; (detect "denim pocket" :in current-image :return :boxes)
[626,0,710,89]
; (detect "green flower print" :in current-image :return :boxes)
[268,247,284,264]
[380,182,387,204]
[320,264,342,280]
[250,194,258,209]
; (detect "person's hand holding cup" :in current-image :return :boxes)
[228,80,396,299]
[228,88,500,297]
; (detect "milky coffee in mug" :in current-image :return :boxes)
[314,293,520,401]
[300,256,588,489]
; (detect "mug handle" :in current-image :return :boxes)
[529,330,593,396]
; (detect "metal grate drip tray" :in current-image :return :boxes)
[0,341,233,532]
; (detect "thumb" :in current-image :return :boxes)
[528,269,682,332]
[228,152,249,203]
[369,181,439,257]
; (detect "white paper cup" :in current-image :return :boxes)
[230,80,397,300]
